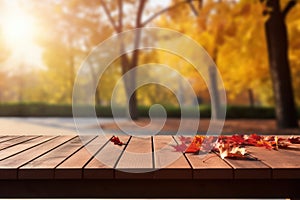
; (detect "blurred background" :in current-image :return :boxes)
[0,0,299,134]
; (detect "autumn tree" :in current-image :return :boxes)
[214,1,270,106]
[0,30,10,62]
[31,0,198,109]
[98,0,147,120]
[99,0,200,119]
[288,2,300,106]
[0,26,11,102]
[263,0,299,128]
[192,0,231,119]
[31,0,111,104]
[171,0,299,127]
[156,0,230,119]
[0,5,11,63]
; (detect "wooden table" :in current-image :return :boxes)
[0,135,299,198]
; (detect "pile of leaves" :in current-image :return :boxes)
[172,134,300,160]
[109,134,300,159]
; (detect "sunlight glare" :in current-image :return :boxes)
[0,4,44,72]
[2,10,35,47]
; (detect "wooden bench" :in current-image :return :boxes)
[0,135,299,198]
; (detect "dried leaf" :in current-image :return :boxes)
[171,134,298,159]
[288,136,300,144]
[110,136,125,146]
[178,136,192,144]
[171,143,187,152]
[184,135,205,153]
[185,142,200,153]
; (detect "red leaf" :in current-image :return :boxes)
[184,135,205,153]
[171,143,187,152]
[185,142,200,153]
[171,134,297,157]
[288,136,300,144]
[110,136,124,146]
[226,153,257,160]
[178,136,192,144]
[201,136,218,152]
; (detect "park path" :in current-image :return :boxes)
[0,117,124,135]
[100,118,300,135]
[0,117,299,135]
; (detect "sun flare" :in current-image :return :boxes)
[1,10,35,47]
[0,4,43,70]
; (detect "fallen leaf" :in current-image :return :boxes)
[171,143,187,152]
[288,136,300,144]
[110,136,125,146]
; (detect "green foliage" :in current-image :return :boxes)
[225,105,275,119]
[0,103,296,119]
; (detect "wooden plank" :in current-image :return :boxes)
[115,136,153,179]
[0,136,40,151]
[173,136,233,179]
[222,153,271,179]
[189,153,234,179]
[174,136,271,179]
[0,136,56,160]
[0,136,23,143]
[153,135,192,179]
[19,135,95,179]
[174,136,233,179]
[247,145,300,179]
[55,135,111,179]
[84,135,130,179]
[0,135,75,179]
[0,179,299,198]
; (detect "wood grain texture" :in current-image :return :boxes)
[19,136,94,179]
[223,156,271,179]
[247,145,300,179]
[0,136,23,143]
[173,136,233,179]
[153,135,192,179]
[186,152,233,179]
[0,136,40,151]
[115,136,153,179]
[0,136,56,160]
[84,135,130,179]
[56,135,111,179]
[0,135,75,179]
[0,135,298,181]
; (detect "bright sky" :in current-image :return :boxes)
[0,0,44,73]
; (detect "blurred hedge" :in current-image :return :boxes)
[0,103,297,118]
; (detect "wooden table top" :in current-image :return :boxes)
[0,135,299,180]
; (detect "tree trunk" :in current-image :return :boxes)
[95,86,101,105]
[120,0,146,120]
[67,33,75,104]
[120,53,139,120]
[126,68,138,120]
[88,60,102,105]
[265,0,298,128]
[209,66,221,119]
[248,88,255,107]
